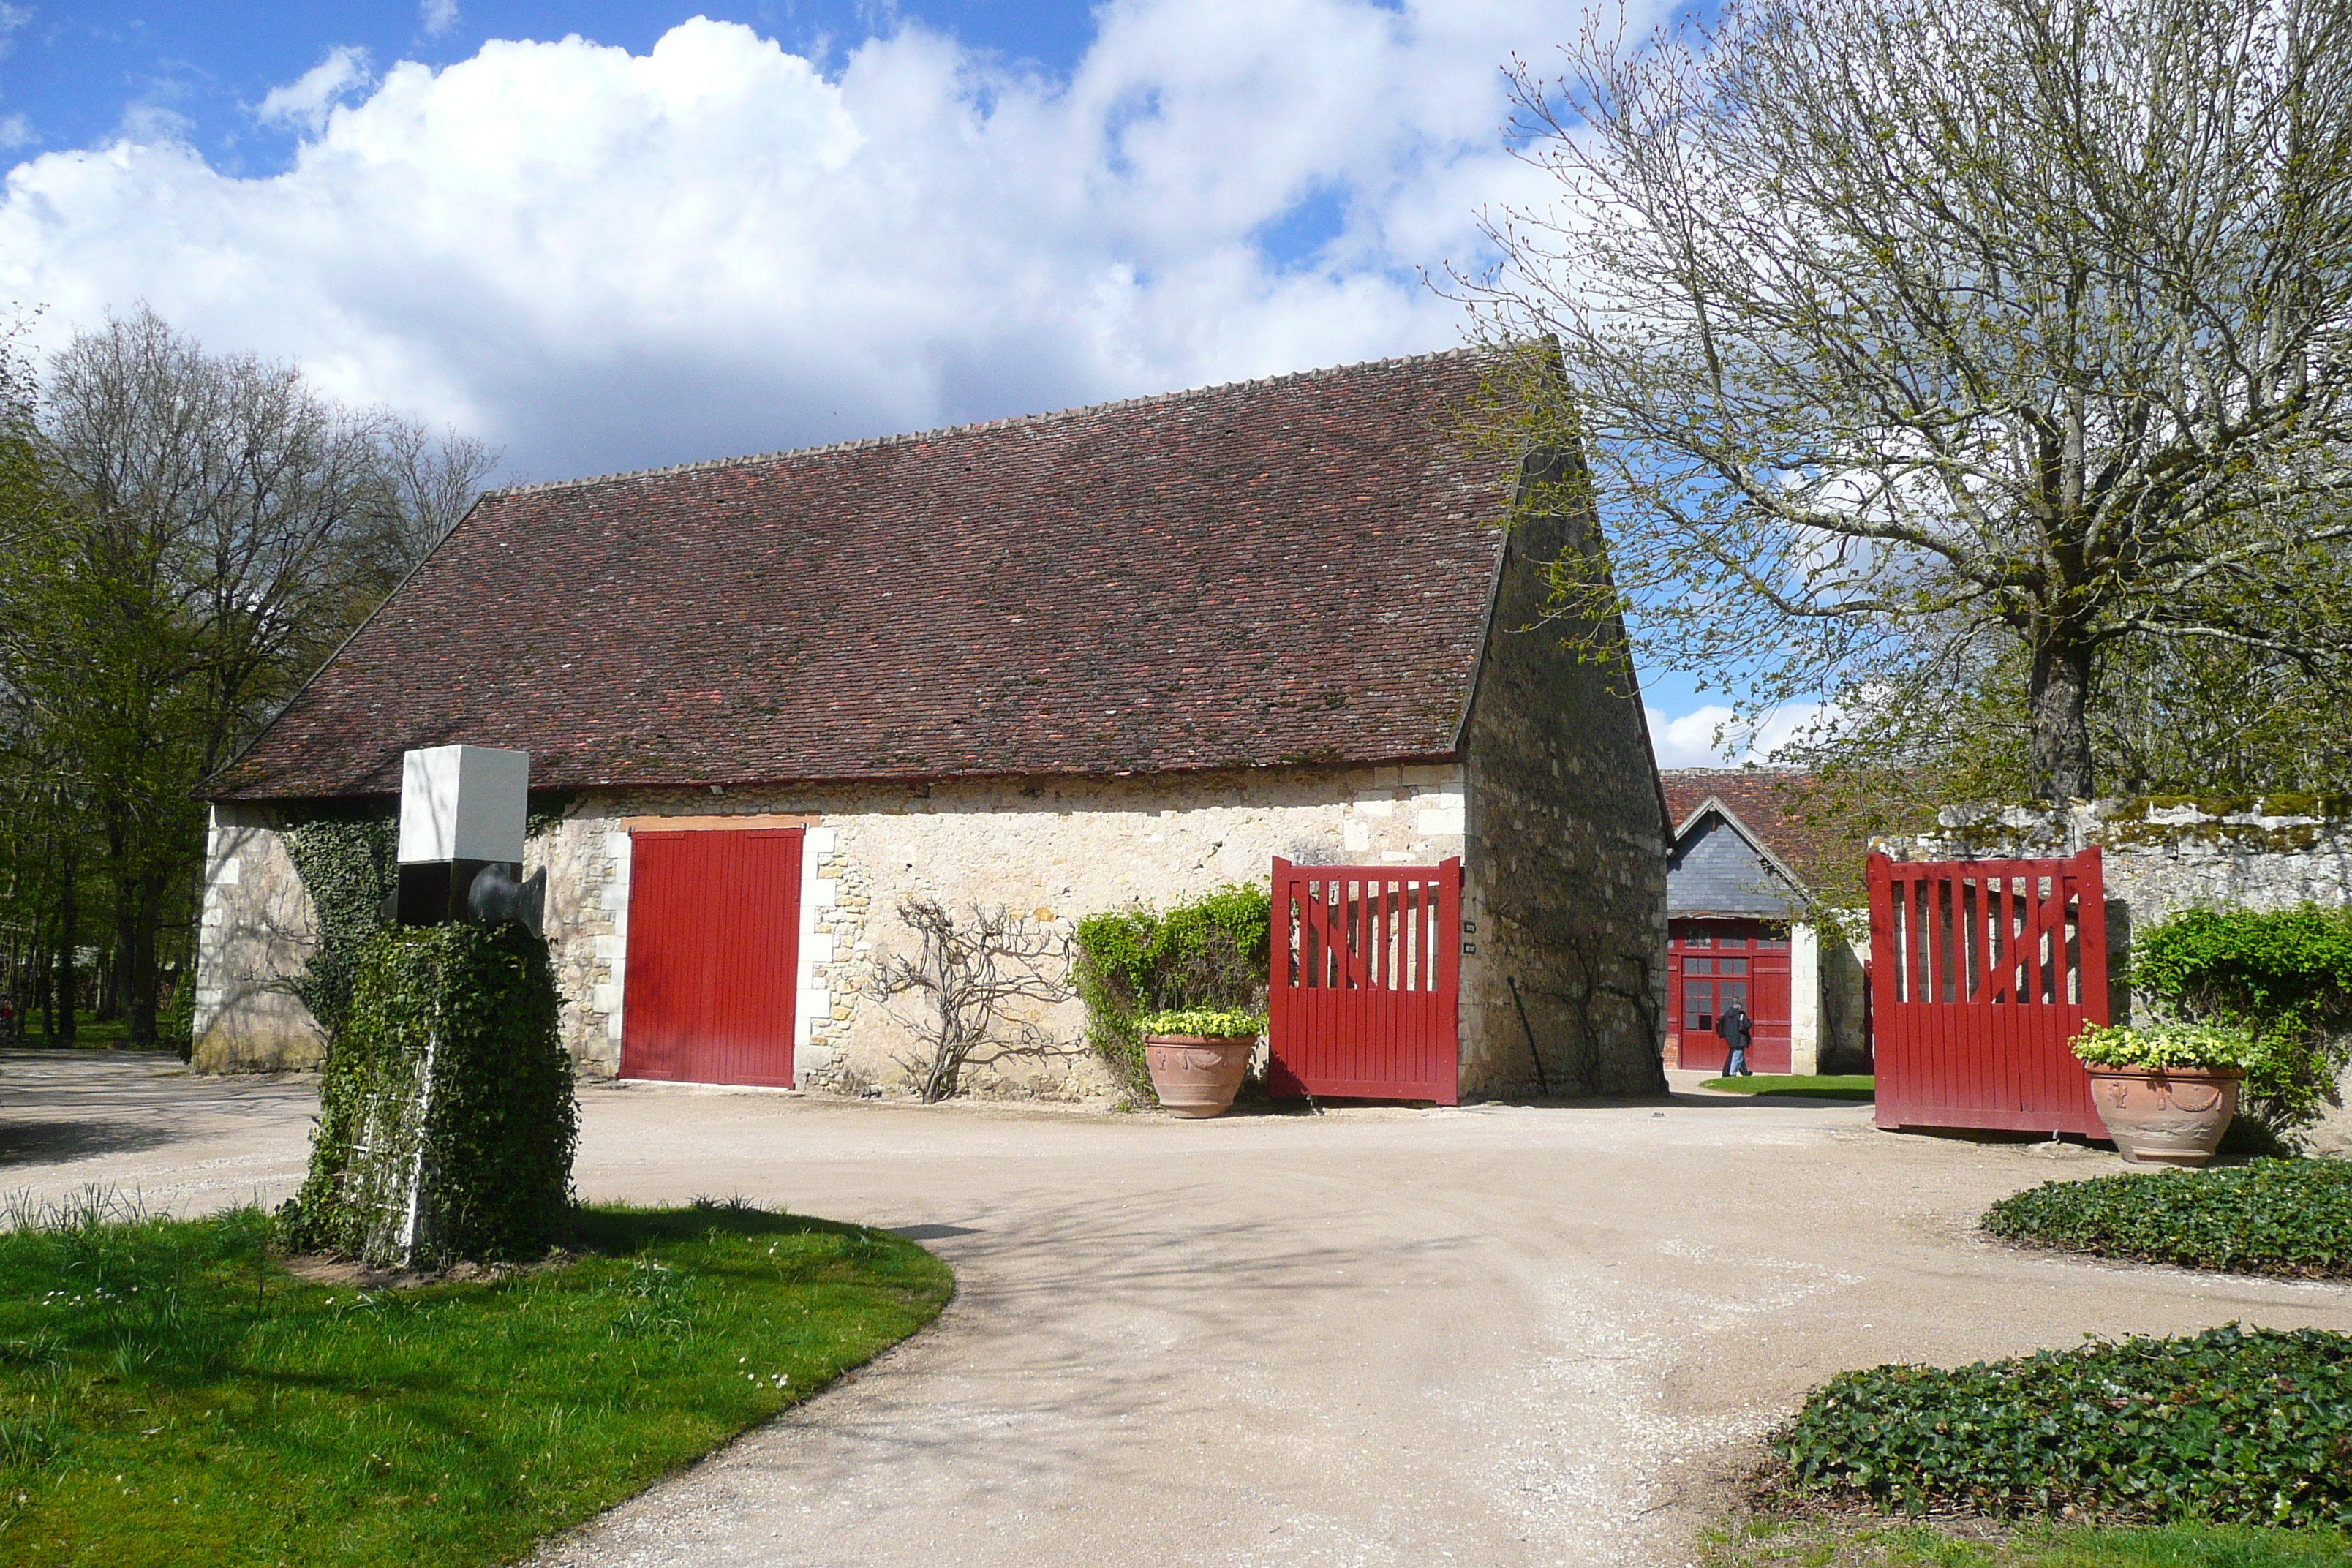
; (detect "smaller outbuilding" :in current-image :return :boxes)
[1659,769,1870,1075]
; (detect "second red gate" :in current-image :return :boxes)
[1869,847,2108,1137]
[1267,857,1460,1104]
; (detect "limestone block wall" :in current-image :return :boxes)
[1455,453,1669,1098]
[581,766,1467,1096]
[198,765,1469,1097]
[192,803,326,1072]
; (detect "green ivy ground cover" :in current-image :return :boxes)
[1777,1326,2352,1529]
[1982,1161,2352,1278]
[0,1199,950,1567]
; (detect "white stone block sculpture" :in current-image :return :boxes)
[399,745,531,865]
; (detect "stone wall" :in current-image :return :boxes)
[1891,797,2352,1150]
[197,764,1473,1097]
[1457,449,1669,1098]
[192,802,326,1072]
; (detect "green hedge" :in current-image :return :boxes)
[1074,884,1270,1098]
[281,922,577,1264]
[1982,1160,2352,1278]
[2132,907,2352,1134]
[1779,1325,2352,1528]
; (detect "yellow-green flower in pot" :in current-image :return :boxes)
[2072,1022,2255,1166]
[1137,1008,1264,1119]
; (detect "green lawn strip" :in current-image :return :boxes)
[1700,1074,1877,1101]
[1703,1516,2352,1567]
[0,1201,951,1567]
[1982,1159,2352,1278]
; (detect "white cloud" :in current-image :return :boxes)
[0,4,1642,482]
[256,46,374,133]
[1647,703,1830,769]
[0,114,29,150]
[421,1,460,39]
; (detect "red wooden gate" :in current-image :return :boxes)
[622,827,802,1088]
[1267,857,1460,1104]
[1869,848,2108,1137]
[1668,920,1793,1073]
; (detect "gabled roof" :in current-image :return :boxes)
[1659,769,1856,901]
[208,350,1518,802]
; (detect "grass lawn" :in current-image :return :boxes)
[0,1196,952,1567]
[1700,1074,1876,1101]
[12,1014,173,1052]
[1703,1516,2352,1567]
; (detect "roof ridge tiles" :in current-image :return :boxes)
[486,345,1482,500]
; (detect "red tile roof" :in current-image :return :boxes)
[209,351,1516,801]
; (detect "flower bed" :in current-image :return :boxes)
[1778,1326,2352,1529]
[1982,1159,2352,1278]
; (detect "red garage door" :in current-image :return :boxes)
[1667,920,1793,1073]
[621,828,802,1087]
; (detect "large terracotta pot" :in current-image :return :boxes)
[1143,1034,1256,1118]
[2087,1066,2242,1166]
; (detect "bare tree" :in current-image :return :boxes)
[876,897,1077,1102]
[1460,0,2352,801]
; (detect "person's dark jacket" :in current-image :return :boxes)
[1717,1006,1752,1050]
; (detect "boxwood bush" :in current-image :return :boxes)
[1982,1159,2352,1278]
[1778,1325,2352,1528]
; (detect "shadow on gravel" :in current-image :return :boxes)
[0,1117,179,1165]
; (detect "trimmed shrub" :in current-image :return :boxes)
[280,921,577,1264]
[1982,1159,2352,1278]
[2132,906,2352,1135]
[1778,1324,2352,1528]
[1134,1007,1264,1038]
[1074,884,1270,1098]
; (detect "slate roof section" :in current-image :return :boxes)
[208,350,1517,802]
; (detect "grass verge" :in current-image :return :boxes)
[1700,1074,1876,1101]
[1982,1159,2352,1278]
[1702,1515,2352,1567]
[0,1194,951,1567]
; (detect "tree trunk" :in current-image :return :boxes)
[127,871,163,1047]
[53,856,77,1045]
[2027,633,2096,803]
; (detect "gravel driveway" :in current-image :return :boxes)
[4,1049,2345,1567]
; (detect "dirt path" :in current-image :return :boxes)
[3,1051,2344,1567]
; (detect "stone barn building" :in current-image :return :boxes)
[196,350,1669,1101]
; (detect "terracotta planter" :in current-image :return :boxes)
[2087,1066,2242,1166]
[1143,1034,1256,1118]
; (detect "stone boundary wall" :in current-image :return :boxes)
[1883,797,2352,1152]
[197,764,1474,1096]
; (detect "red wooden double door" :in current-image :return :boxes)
[621,827,802,1088]
[1869,848,2108,1137]
[1267,857,1460,1104]
[1667,919,1793,1073]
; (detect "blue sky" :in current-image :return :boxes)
[0,1,1757,758]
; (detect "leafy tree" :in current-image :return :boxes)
[0,306,498,1046]
[1462,0,2352,802]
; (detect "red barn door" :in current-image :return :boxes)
[1667,921,1792,1073]
[621,827,802,1088]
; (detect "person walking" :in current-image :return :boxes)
[1717,1000,1754,1077]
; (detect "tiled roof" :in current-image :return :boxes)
[1659,769,1861,898]
[208,350,1516,801]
